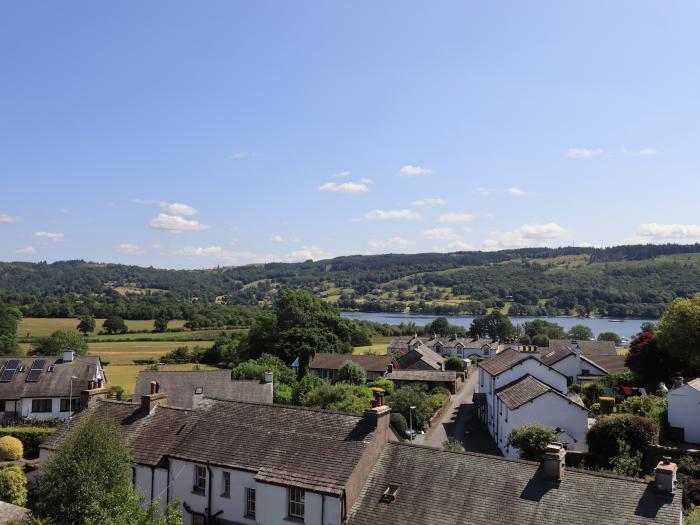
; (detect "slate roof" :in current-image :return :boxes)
[134,370,272,408]
[309,353,390,373]
[0,355,102,400]
[42,397,378,496]
[581,354,627,374]
[346,443,682,525]
[540,346,573,367]
[496,375,552,410]
[478,348,523,376]
[386,370,457,382]
[396,345,444,371]
[548,339,618,356]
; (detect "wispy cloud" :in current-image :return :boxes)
[16,246,36,255]
[332,171,351,178]
[134,199,198,216]
[483,222,573,250]
[566,147,604,158]
[118,243,144,255]
[175,246,224,257]
[270,234,301,243]
[637,223,700,240]
[275,246,332,262]
[623,147,658,156]
[0,214,21,223]
[508,187,533,197]
[422,227,457,240]
[230,151,251,160]
[447,241,474,251]
[412,198,447,208]
[33,231,64,241]
[149,214,210,234]
[367,237,415,251]
[59,208,71,214]
[474,187,493,198]
[362,209,422,221]
[399,165,433,176]
[318,181,370,194]
[437,212,474,223]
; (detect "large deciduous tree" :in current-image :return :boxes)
[103,315,128,335]
[656,293,700,376]
[77,315,96,336]
[32,329,88,356]
[625,331,676,389]
[0,303,22,355]
[568,324,593,341]
[469,311,515,341]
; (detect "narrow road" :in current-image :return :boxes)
[413,369,501,455]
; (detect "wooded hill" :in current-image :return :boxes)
[1,243,700,319]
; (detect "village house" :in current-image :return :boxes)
[385,369,459,394]
[394,345,444,371]
[300,353,392,381]
[134,370,273,408]
[0,351,106,422]
[667,377,700,445]
[388,335,497,360]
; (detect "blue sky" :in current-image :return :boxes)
[2,1,700,268]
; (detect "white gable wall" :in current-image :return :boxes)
[668,385,700,444]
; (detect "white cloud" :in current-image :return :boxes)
[483,222,573,250]
[447,241,474,251]
[318,181,370,194]
[437,212,474,223]
[118,243,144,255]
[474,187,493,198]
[508,187,533,197]
[637,148,657,156]
[149,214,210,234]
[359,177,373,185]
[367,237,415,251]
[16,246,36,255]
[412,198,447,208]
[270,234,301,243]
[59,208,71,214]
[399,165,433,176]
[566,147,604,158]
[231,151,251,160]
[637,223,700,240]
[274,246,332,262]
[135,199,198,216]
[33,231,64,241]
[422,227,457,240]
[0,214,21,223]
[175,246,224,257]
[362,209,422,221]
[332,171,351,178]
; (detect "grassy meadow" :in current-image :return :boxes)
[104,363,217,398]
[17,317,188,337]
[88,340,214,365]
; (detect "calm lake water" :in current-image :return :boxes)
[340,311,654,340]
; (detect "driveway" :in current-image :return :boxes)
[413,369,501,455]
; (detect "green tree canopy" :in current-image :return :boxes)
[656,293,700,376]
[0,303,22,356]
[568,324,593,340]
[586,414,658,467]
[444,356,465,372]
[35,416,182,525]
[506,424,558,461]
[302,382,373,414]
[522,319,567,340]
[625,331,677,390]
[425,317,450,337]
[387,385,433,432]
[153,312,171,333]
[337,360,366,385]
[76,315,96,336]
[597,331,622,345]
[103,315,128,335]
[469,311,515,341]
[32,329,88,356]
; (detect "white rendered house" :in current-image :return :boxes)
[668,378,700,444]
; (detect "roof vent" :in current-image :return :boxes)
[381,484,399,503]
[47,365,55,372]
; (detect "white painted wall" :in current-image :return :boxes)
[495,359,567,394]
[668,385,700,444]
[19,397,72,421]
[495,392,589,458]
[549,355,605,383]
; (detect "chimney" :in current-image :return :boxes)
[63,350,75,363]
[542,443,566,481]
[654,457,677,494]
[364,388,391,441]
[150,381,159,394]
[263,370,274,384]
[672,377,684,389]
[80,387,110,409]
[140,391,167,414]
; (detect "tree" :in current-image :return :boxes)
[387,385,433,431]
[609,438,642,478]
[522,319,566,340]
[469,312,515,341]
[587,414,658,466]
[35,416,182,525]
[77,315,96,336]
[656,293,700,376]
[390,413,407,435]
[640,321,656,333]
[506,424,558,461]
[598,332,622,345]
[337,361,366,385]
[444,356,465,372]
[531,334,549,347]
[425,317,450,337]
[32,330,88,356]
[153,313,171,333]
[0,303,21,356]
[103,315,128,335]
[625,332,676,390]
[568,324,593,340]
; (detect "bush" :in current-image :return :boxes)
[506,424,558,461]
[684,479,700,510]
[0,427,56,459]
[618,395,668,425]
[427,388,450,414]
[302,383,373,414]
[589,402,602,416]
[599,396,615,414]
[587,414,658,466]
[444,356,465,372]
[337,361,366,385]
[110,385,125,401]
[387,385,433,431]
[273,383,293,405]
[293,373,325,405]
[568,383,583,395]
[390,413,407,435]
[443,438,464,452]
[0,436,23,460]
[0,465,27,506]
[583,382,604,404]
[367,378,395,396]
[609,438,642,477]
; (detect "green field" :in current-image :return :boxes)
[104,363,217,397]
[353,336,391,356]
[89,340,213,365]
[17,317,188,337]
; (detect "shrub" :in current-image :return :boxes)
[583,382,604,404]
[0,427,56,459]
[443,438,464,452]
[589,402,602,416]
[506,423,558,461]
[273,383,293,405]
[444,356,465,372]
[0,436,23,461]
[337,361,366,385]
[684,479,700,510]
[568,383,583,395]
[0,465,27,506]
[32,329,88,356]
[302,383,373,414]
[618,395,668,425]
[387,385,433,431]
[293,373,325,405]
[599,396,615,414]
[609,438,642,478]
[367,378,395,396]
[390,413,407,435]
[587,414,658,466]
[110,385,125,401]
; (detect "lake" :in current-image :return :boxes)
[340,311,654,340]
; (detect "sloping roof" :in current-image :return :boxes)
[582,354,628,374]
[0,355,102,400]
[0,501,30,524]
[387,339,409,350]
[496,375,552,410]
[134,370,272,408]
[386,370,456,383]
[549,339,618,356]
[42,398,378,495]
[540,346,573,366]
[478,348,523,376]
[688,378,700,392]
[309,353,390,373]
[346,443,682,525]
[396,345,444,371]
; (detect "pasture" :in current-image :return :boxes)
[18,317,188,337]
[89,340,213,365]
[104,363,217,397]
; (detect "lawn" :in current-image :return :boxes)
[89,340,213,365]
[353,336,391,355]
[104,363,217,398]
[18,317,188,337]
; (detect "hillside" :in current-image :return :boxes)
[2,243,700,318]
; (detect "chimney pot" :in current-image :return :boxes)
[542,443,566,481]
[150,381,158,394]
[63,350,74,363]
[654,459,678,494]
[264,370,274,384]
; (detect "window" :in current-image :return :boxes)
[245,488,256,518]
[221,471,230,497]
[60,398,80,412]
[288,487,305,520]
[582,369,590,376]
[31,399,52,413]
[193,465,206,494]
[0,400,5,412]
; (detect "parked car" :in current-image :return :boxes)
[404,429,417,440]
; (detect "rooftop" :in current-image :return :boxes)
[548,339,618,357]
[0,355,102,399]
[346,443,682,525]
[478,348,524,376]
[309,353,391,373]
[386,370,457,382]
[496,374,552,410]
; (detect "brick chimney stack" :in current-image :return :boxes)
[654,457,678,494]
[141,381,167,413]
[542,443,566,481]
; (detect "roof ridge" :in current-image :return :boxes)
[203,397,364,419]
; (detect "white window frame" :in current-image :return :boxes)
[193,465,206,494]
[288,487,305,520]
[221,471,230,497]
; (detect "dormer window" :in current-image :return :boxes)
[382,484,399,503]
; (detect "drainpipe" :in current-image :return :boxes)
[151,466,155,509]
[206,463,213,523]
[321,494,325,524]
[166,460,171,507]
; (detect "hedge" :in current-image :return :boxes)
[0,464,27,506]
[0,427,57,459]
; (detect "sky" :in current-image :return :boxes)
[2,1,700,269]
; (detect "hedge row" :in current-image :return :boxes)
[0,427,56,459]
